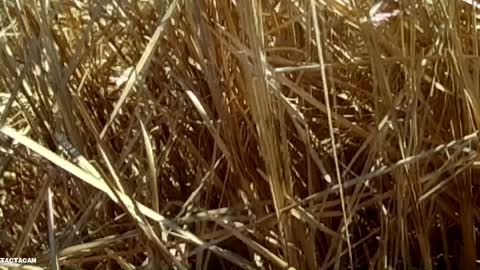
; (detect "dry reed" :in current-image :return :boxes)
[1,0,480,269]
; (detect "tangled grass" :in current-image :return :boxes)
[1,0,480,269]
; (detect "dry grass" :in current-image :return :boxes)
[1,0,480,269]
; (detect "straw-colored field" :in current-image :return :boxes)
[1,0,479,269]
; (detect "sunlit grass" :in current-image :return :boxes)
[0,0,479,269]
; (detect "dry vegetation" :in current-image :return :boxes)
[1,0,480,269]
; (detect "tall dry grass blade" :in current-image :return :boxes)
[12,173,51,257]
[213,220,290,269]
[46,185,59,270]
[332,132,480,191]
[309,0,353,267]
[97,145,126,194]
[100,0,181,138]
[238,0,300,266]
[139,118,158,213]
[45,230,138,261]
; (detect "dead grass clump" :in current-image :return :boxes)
[1,0,480,269]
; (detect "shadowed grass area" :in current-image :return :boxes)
[0,0,480,269]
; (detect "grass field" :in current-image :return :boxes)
[1,0,480,269]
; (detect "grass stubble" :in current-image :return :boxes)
[0,0,480,269]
